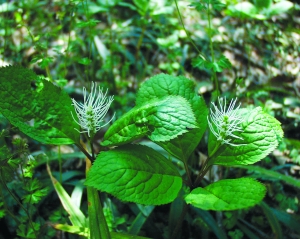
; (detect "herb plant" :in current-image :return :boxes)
[0,65,283,238]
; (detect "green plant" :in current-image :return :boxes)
[0,136,53,238]
[225,0,294,20]
[0,65,284,238]
[179,0,232,97]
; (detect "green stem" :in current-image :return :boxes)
[84,138,111,239]
[135,19,146,63]
[207,1,219,95]
[169,203,188,239]
[174,0,206,59]
[76,142,93,162]
[45,66,53,82]
[58,146,62,183]
[193,143,226,188]
[90,138,95,161]
[183,160,192,188]
[86,156,111,239]
[87,186,111,239]
[107,7,117,92]
[193,161,211,189]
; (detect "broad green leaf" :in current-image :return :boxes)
[0,66,80,144]
[136,74,208,160]
[86,144,182,205]
[209,107,283,166]
[102,95,198,146]
[185,178,266,211]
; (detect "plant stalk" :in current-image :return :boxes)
[207,1,220,95]
[170,203,188,239]
[85,139,111,239]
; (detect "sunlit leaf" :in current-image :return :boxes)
[185,178,266,210]
[86,144,182,205]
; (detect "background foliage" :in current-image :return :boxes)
[0,0,299,238]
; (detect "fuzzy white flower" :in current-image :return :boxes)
[71,82,114,138]
[207,97,245,146]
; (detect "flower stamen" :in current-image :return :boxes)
[207,97,245,146]
[71,82,114,138]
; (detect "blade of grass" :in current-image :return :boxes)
[128,205,155,235]
[192,207,228,239]
[260,201,283,239]
[47,164,86,227]
[233,165,300,189]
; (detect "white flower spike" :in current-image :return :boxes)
[207,97,245,146]
[71,82,114,138]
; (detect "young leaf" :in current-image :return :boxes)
[209,107,283,166]
[135,74,208,161]
[0,66,80,144]
[102,95,198,146]
[185,178,266,211]
[192,56,207,69]
[22,178,48,204]
[212,55,232,72]
[17,223,40,239]
[86,144,182,205]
